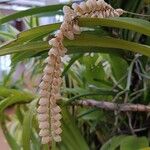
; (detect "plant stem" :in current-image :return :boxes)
[76,99,150,112]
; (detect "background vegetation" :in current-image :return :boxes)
[0,0,150,149]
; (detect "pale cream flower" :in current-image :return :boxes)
[37,0,124,145]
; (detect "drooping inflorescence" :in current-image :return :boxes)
[37,0,124,145]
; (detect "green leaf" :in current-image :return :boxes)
[0,4,67,25]
[2,23,60,49]
[1,14,150,37]
[0,41,49,56]
[1,33,150,57]
[81,54,105,87]
[0,116,21,150]
[101,135,127,150]
[42,144,49,150]
[61,108,89,150]
[77,108,103,121]
[16,105,24,124]
[101,136,149,150]
[17,23,60,43]
[0,31,15,40]
[79,17,150,37]
[120,136,149,150]
[0,86,13,98]
[11,51,39,65]
[108,55,129,88]
[7,24,20,35]
[61,123,79,150]
[65,34,150,56]
[65,91,115,105]
[22,102,36,150]
[62,54,83,76]
[0,88,35,113]
[2,17,150,49]
[141,148,150,150]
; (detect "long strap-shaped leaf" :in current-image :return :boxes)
[1,3,150,37]
[0,115,21,150]
[1,17,149,50]
[79,17,150,37]
[0,4,67,24]
[0,33,150,57]
[22,101,37,150]
[61,108,89,150]
[0,87,35,113]
[17,23,60,42]
[0,23,61,49]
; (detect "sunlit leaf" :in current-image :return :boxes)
[0,87,35,113]
[101,135,127,150]
[0,4,67,24]
[120,136,149,150]
[79,17,150,37]
[0,33,150,57]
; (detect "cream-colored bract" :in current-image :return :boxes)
[37,0,124,145]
